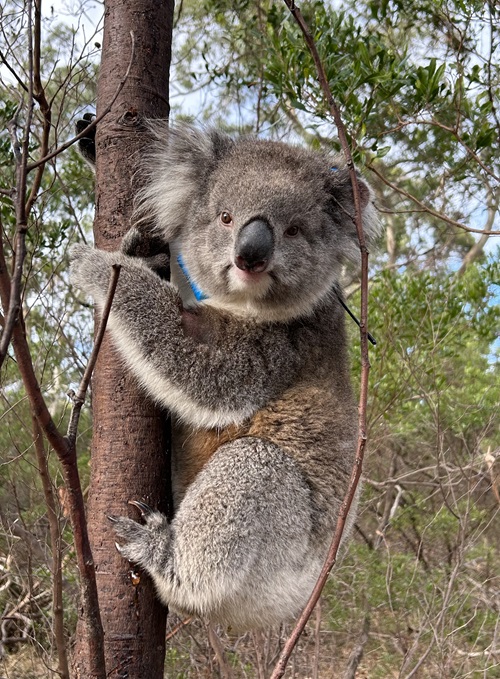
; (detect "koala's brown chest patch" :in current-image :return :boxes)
[173,411,285,492]
[174,383,335,495]
[174,422,250,492]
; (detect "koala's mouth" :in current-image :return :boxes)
[226,261,273,299]
[233,264,269,282]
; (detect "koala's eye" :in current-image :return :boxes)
[220,211,233,226]
[284,225,299,238]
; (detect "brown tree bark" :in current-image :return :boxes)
[72,2,174,677]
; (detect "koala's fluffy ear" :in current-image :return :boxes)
[133,122,235,241]
[326,158,379,263]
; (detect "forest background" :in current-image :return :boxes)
[0,0,499,678]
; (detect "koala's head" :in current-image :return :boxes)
[134,123,378,322]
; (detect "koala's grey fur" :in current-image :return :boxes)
[70,123,378,630]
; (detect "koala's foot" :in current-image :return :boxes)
[109,505,172,574]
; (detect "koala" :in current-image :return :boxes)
[70,123,377,630]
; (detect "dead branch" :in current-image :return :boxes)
[165,617,193,641]
[208,624,233,679]
[26,31,136,172]
[270,3,372,678]
[367,162,500,236]
[66,263,121,445]
[342,614,371,679]
[32,418,69,679]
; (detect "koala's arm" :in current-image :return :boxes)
[71,245,301,428]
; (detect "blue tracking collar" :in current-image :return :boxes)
[176,254,208,302]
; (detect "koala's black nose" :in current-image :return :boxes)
[234,219,274,273]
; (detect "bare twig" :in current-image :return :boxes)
[343,614,370,679]
[26,31,136,172]
[66,264,121,445]
[0,0,34,370]
[165,616,193,641]
[208,624,233,679]
[270,3,372,678]
[367,163,500,236]
[0,49,29,92]
[32,418,69,679]
[24,0,52,217]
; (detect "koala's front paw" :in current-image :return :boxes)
[109,503,171,572]
[69,243,118,303]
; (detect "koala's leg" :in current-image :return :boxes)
[112,437,323,629]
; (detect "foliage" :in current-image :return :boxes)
[172,0,499,269]
[0,1,97,672]
[0,0,498,677]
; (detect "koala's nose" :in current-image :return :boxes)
[234,219,274,273]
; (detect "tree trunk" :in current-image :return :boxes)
[72,2,174,677]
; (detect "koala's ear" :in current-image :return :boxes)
[133,122,234,242]
[326,158,379,263]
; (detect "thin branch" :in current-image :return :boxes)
[381,117,500,184]
[0,187,16,197]
[457,186,499,274]
[25,0,52,217]
[0,48,29,93]
[0,182,107,679]
[486,1,500,137]
[165,617,193,641]
[342,614,371,679]
[0,31,133,370]
[0,0,34,370]
[0,282,106,675]
[66,264,121,445]
[27,31,136,172]
[32,418,70,679]
[270,3,371,678]
[208,624,233,679]
[367,163,500,236]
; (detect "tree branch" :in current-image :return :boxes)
[66,264,121,445]
[270,3,372,677]
[457,186,499,274]
[367,163,500,236]
[26,31,136,172]
[32,417,70,679]
[380,117,500,184]
[25,0,52,217]
[0,0,34,370]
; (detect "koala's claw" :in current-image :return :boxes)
[109,509,171,571]
[128,500,153,518]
